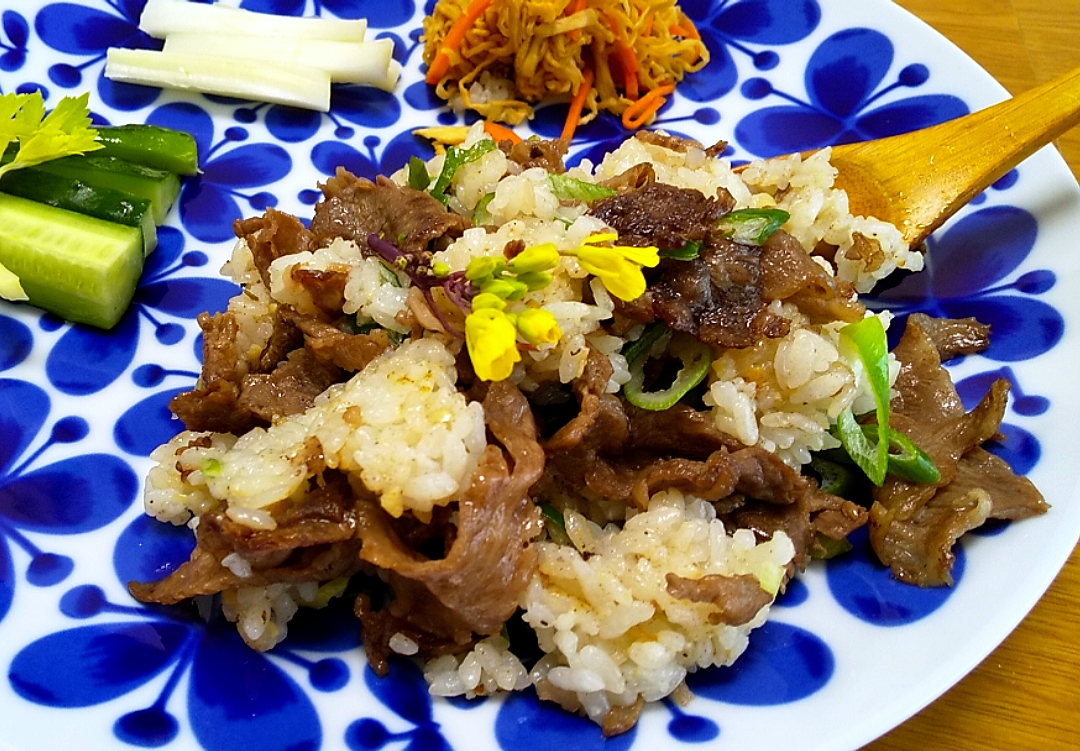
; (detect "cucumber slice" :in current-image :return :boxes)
[94,124,199,176]
[0,193,145,330]
[0,168,157,254]
[35,155,181,225]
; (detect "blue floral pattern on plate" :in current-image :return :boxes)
[1,1,1078,749]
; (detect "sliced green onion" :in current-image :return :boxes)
[429,139,497,205]
[833,407,886,486]
[200,457,222,477]
[860,424,941,484]
[473,192,495,224]
[623,334,712,411]
[310,577,350,609]
[808,455,861,497]
[549,174,618,202]
[539,502,565,530]
[621,321,669,367]
[836,315,891,485]
[659,240,703,260]
[717,207,790,245]
[407,155,430,191]
[811,532,854,560]
[377,260,402,287]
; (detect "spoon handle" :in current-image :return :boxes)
[831,64,1080,246]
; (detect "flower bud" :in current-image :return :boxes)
[517,308,562,346]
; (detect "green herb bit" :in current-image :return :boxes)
[429,139,497,205]
[717,207,790,245]
[659,240,703,260]
[623,333,712,411]
[549,173,618,202]
[0,91,103,180]
[407,155,431,191]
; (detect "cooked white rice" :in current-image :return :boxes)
[145,337,486,525]
[423,489,793,721]
[143,126,904,701]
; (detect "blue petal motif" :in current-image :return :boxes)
[873,205,1063,363]
[9,621,191,707]
[735,28,969,156]
[679,0,821,102]
[113,513,195,586]
[685,621,833,704]
[238,0,416,27]
[0,314,32,370]
[34,0,160,108]
[0,379,48,472]
[495,690,637,751]
[188,623,322,751]
[1,10,29,72]
[0,454,137,534]
[114,387,188,458]
[826,527,963,625]
[0,536,12,622]
[181,142,292,243]
[45,314,140,395]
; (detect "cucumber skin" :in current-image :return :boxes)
[95,124,200,176]
[0,193,145,330]
[0,168,158,253]
[36,155,181,225]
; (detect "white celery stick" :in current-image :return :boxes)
[139,0,367,41]
[105,48,331,112]
[163,33,393,86]
[372,59,403,93]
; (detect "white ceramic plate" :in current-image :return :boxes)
[1,1,1078,750]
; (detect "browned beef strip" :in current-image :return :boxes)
[650,237,766,348]
[169,311,268,434]
[759,230,865,325]
[501,137,567,173]
[868,316,1048,586]
[285,310,392,372]
[590,182,736,249]
[353,380,545,669]
[310,170,471,254]
[665,572,773,626]
[600,697,645,738]
[600,162,656,193]
[906,311,991,360]
[234,207,318,290]
[238,348,342,422]
[128,471,366,605]
[540,351,865,566]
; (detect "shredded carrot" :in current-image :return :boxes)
[483,120,522,144]
[604,13,639,100]
[425,0,494,86]
[669,22,700,40]
[561,66,594,142]
[621,83,674,129]
[642,12,654,37]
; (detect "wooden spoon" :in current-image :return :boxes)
[756,64,1080,248]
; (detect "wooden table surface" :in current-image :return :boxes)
[866,1,1080,748]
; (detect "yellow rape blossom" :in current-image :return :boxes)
[516,307,561,346]
[465,307,520,381]
[572,234,660,301]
